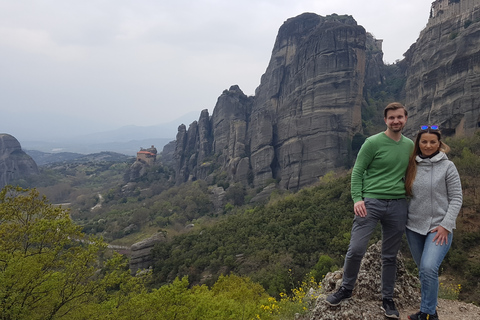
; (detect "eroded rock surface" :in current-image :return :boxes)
[404,0,480,137]
[0,134,39,188]
[311,241,420,319]
[129,232,166,275]
[168,13,382,191]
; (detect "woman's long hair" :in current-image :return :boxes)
[404,127,450,196]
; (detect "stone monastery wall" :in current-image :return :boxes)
[429,0,480,25]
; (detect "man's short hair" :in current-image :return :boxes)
[384,102,408,118]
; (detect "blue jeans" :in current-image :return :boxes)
[406,228,453,315]
[342,198,408,299]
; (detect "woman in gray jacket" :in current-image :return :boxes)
[404,126,463,320]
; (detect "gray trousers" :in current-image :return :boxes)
[342,198,408,299]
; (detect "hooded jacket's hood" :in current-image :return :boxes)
[415,151,448,164]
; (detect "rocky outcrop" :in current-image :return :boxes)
[0,134,39,188]
[311,240,480,319]
[250,13,366,190]
[124,160,148,181]
[311,241,420,319]
[125,145,158,181]
[129,232,166,275]
[173,90,252,185]
[404,0,480,137]
[167,13,383,191]
[160,140,176,167]
[209,186,226,213]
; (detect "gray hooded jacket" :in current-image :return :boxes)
[406,151,463,235]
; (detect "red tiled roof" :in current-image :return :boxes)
[137,151,155,156]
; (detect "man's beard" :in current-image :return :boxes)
[389,124,404,133]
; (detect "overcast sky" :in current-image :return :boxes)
[1,0,434,141]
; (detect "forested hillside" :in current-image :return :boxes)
[149,132,480,303]
[7,132,480,309]
[152,173,353,295]
[0,186,321,319]
[2,132,480,320]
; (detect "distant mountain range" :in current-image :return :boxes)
[16,111,199,156]
[22,138,173,157]
[25,150,134,166]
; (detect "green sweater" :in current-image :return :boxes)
[351,132,414,203]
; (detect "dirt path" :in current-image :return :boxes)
[401,298,480,319]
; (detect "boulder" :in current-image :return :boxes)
[249,183,278,204]
[124,160,147,181]
[129,232,166,275]
[209,186,226,213]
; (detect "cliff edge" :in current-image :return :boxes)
[0,134,39,189]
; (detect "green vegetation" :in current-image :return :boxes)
[439,283,462,300]
[0,185,322,319]
[449,31,459,40]
[5,132,480,311]
[146,133,480,304]
[442,132,480,303]
[0,186,144,320]
[151,174,360,296]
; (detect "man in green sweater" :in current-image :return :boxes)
[326,102,414,319]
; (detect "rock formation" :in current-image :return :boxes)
[159,140,176,167]
[249,13,366,190]
[168,13,383,191]
[129,232,166,275]
[125,145,158,181]
[166,2,480,192]
[0,134,39,189]
[404,0,480,137]
[311,241,420,320]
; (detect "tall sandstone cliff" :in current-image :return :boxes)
[404,0,480,136]
[0,134,39,189]
[171,13,383,190]
[168,2,480,191]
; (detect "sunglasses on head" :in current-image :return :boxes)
[420,125,439,130]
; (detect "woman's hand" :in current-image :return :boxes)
[431,226,450,245]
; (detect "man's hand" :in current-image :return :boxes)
[354,200,367,217]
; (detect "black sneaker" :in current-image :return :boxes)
[409,310,439,320]
[418,312,439,320]
[408,311,421,320]
[326,286,352,306]
[381,298,399,319]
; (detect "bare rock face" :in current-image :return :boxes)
[159,140,176,167]
[251,13,365,190]
[164,4,480,191]
[209,186,226,213]
[404,0,480,137]
[124,160,147,181]
[311,241,420,320]
[0,134,39,188]
[169,13,381,191]
[129,232,166,275]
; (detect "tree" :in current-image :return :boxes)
[454,148,480,213]
[0,186,140,320]
[311,254,337,282]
